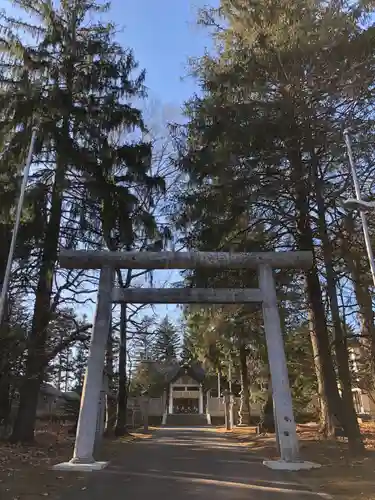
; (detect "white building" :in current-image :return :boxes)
[128,362,262,426]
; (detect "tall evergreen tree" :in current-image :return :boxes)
[151,316,180,363]
[72,343,88,394]
[173,0,375,452]
[0,0,163,442]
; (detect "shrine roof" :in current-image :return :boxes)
[152,362,206,384]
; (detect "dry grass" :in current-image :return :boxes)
[219,422,375,500]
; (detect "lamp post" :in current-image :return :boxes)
[343,129,375,287]
[0,126,38,326]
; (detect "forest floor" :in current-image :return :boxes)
[0,422,151,500]
[215,422,375,500]
[0,422,374,499]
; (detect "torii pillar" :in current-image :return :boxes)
[53,266,113,471]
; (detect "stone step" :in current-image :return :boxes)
[165,413,209,426]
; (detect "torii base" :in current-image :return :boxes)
[263,459,321,471]
[52,461,109,472]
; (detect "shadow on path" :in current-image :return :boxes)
[59,427,329,500]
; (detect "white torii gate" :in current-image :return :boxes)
[53,250,319,472]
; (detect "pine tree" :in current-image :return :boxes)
[72,343,88,394]
[0,0,162,442]
[180,334,198,364]
[151,316,180,363]
[173,0,375,452]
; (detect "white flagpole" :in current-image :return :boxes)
[343,129,375,287]
[0,126,38,325]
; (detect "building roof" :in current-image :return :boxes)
[152,361,206,384]
[166,362,206,384]
[62,391,80,401]
[40,384,63,397]
[39,384,80,401]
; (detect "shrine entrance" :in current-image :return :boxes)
[52,249,316,472]
[174,399,198,414]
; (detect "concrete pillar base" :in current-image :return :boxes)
[263,459,321,471]
[52,461,109,471]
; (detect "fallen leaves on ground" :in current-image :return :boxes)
[0,423,153,500]
[218,422,375,500]
[0,423,83,500]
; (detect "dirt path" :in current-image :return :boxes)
[58,427,329,500]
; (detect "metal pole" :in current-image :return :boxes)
[228,359,232,394]
[343,129,375,287]
[0,127,38,325]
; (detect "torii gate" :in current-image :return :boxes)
[53,250,319,472]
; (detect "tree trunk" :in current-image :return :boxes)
[10,162,65,443]
[104,327,116,436]
[311,156,363,454]
[308,309,334,435]
[259,377,275,433]
[115,303,129,436]
[342,215,375,368]
[0,223,11,330]
[347,249,375,344]
[0,231,12,436]
[290,149,344,433]
[238,344,251,425]
[0,376,11,435]
[57,332,63,392]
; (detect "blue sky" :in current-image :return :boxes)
[109,0,215,107]
[104,0,217,324]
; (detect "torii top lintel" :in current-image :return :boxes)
[58,249,313,270]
